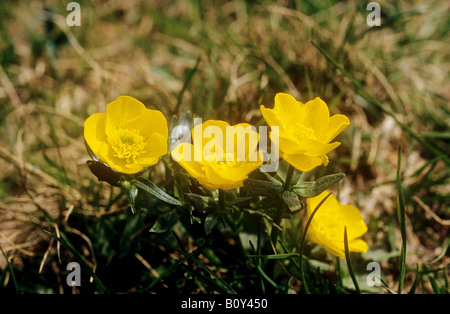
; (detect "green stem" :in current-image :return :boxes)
[269,165,295,249]
[284,165,296,190]
[220,189,247,260]
[218,189,225,210]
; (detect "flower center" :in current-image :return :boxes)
[203,152,239,171]
[108,128,146,161]
[216,153,239,171]
[289,124,315,142]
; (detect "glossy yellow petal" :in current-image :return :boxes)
[260,93,349,173]
[203,163,254,190]
[84,112,107,157]
[321,154,329,166]
[98,142,136,174]
[132,108,168,139]
[277,135,306,154]
[339,205,368,239]
[143,132,168,159]
[306,191,338,215]
[273,93,305,126]
[301,97,330,136]
[308,233,345,258]
[105,96,146,135]
[300,139,341,157]
[260,105,285,131]
[349,238,369,253]
[173,119,263,190]
[321,114,350,143]
[204,166,240,190]
[283,153,324,172]
[84,96,169,175]
[171,143,207,181]
[192,119,229,153]
[230,123,260,160]
[306,191,368,258]
[312,237,368,259]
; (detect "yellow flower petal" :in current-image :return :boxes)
[84,96,168,174]
[283,153,324,172]
[300,139,341,157]
[273,93,305,126]
[132,109,168,139]
[306,191,338,215]
[98,143,129,174]
[171,143,206,181]
[84,112,106,157]
[173,120,263,190]
[203,163,245,190]
[105,96,146,135]
[260,105,285,132]
[321,114,350,143]
[277,136,306,154]
[308,233,345,258]
[338,205,368,238]
[230,123,260,160]
[260,93,350,173]
[301,97,330,136]
[143,133,168,159]
[348,238,369,253]
[306,191,368,258]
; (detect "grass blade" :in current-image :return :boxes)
[175,56,201,114]
[43,230,108,294]
[247,253,300,260]
[256,264,280,290]
[428,238,450,265]
[190,256,237,294]
[427,272,441,294]
[311,41,450,167]
[408,264,420,294]
[146,244,206,291]
[344,227,361,294]
[1,248,18,294]
[396,148,407,294]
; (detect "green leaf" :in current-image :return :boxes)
[204,212,220,235]
[243,178,283,196]
[292,173,345,198]
[226,196,254,207]
[281,191,302,212]
[149,210,178,233]
[133,178,181,206]
[127,185,138,214]
[185,193,213,211]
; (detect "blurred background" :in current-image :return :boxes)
[0,0,448,293]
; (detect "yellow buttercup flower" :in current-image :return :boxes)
[260,93,350,172]
[306,191,368,258]
[171,120,263,191]
[84,96,168,174]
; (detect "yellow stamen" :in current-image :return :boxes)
[289,124,315,142]
[108,128,146,161]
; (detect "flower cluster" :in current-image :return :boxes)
[84,93,368,258]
